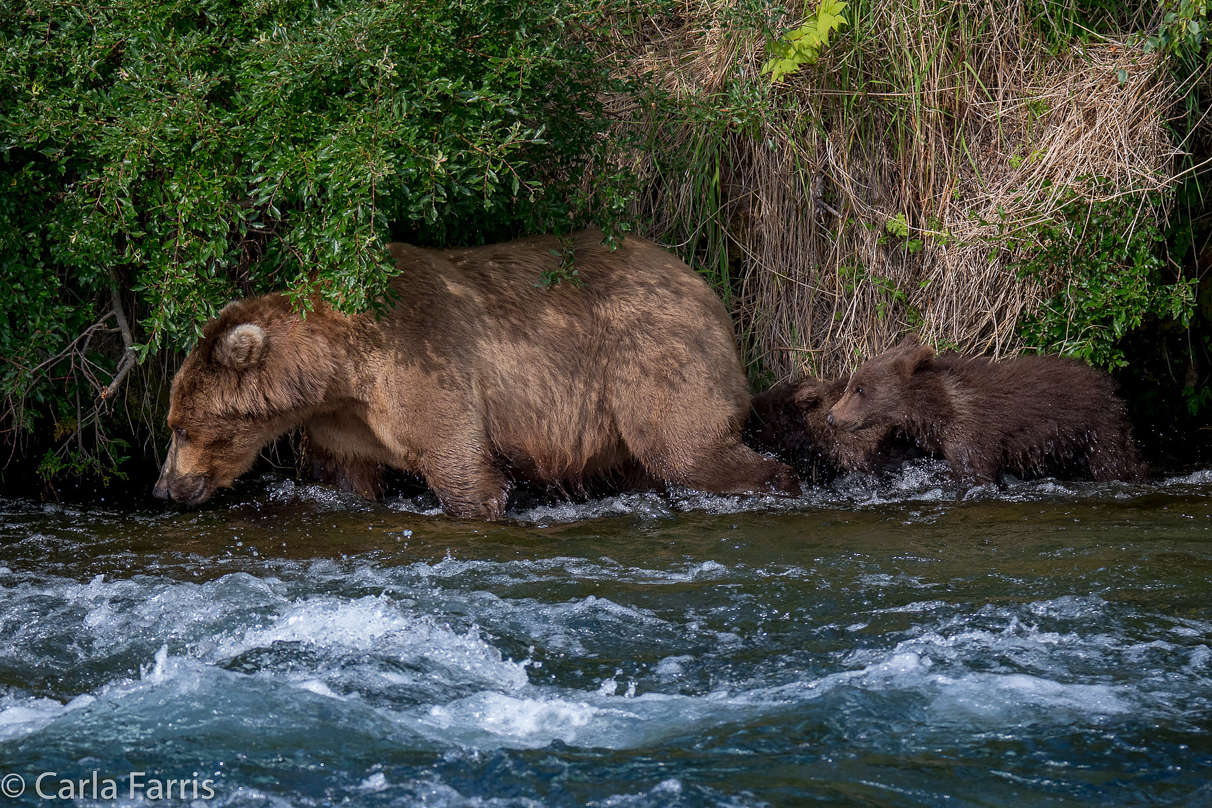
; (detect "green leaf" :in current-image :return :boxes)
[886,212,910,238]
[763,0,849,82]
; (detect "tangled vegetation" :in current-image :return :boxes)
[609,0,1194,373]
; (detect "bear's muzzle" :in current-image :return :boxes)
[153,467,214,506]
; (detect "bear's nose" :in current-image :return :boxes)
[826,413,835,426]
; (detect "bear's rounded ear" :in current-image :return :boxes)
[892,333,934,370]
[214,323,268,369]
[792,383,823,405]
[911,342,935,369]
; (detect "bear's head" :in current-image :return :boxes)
[153,295,337,506]
[747,378,839,456]
[791,377,847,428]
[827,335,934,432]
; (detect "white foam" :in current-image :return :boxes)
[296,679,345,699]
[654,655,692,681]
[412,635,1132,752]
[230,461,1212,522]
[930,671,1129,722]
[0,571,291,667]
[592,778,686,807]
[413,688,763,751]
[1164,468,1212,485]
[214,594,530,691]
[358,772,388,792]
[0,696,70,741]
[397,555,737,589]
[421,692,605,747]
[143,644,171,683]
[511,492,675,524]
[266,477,374,511]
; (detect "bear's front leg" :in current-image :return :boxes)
[308,441,385,499]
[421,444,512,520]
[944,442,999,487]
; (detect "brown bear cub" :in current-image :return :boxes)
[746,376,929,482]
[153,230,800,518]
[826,336,1146,485]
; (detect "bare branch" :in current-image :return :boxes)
[110,284,134,348]
[101,284,138,402]
[101,352,138,402]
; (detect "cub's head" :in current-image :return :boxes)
[790,377,848,436]
[745,376,847,467]
[827,336,934,432]
[153,296,335,506]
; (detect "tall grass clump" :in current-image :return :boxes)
[608,0,1191,382]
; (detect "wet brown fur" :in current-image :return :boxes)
[826,336,1147,485]
[746,376,929,482]
[154,230,799,517]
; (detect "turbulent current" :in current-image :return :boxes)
[0,462,1210,806]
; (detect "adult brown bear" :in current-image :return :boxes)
[825,335,1146,485]
[153,230,799,518]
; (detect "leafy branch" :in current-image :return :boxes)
[762,0,849,83]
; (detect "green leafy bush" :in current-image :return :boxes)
[1017,190,1196,369]
[1,0,637,481]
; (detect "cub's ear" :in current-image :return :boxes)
[214,323,268,369]
[792,382,824,405]
[889,334,933,365]
[901,336,935,372]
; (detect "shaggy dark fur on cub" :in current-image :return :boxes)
[746,376,928,482]
[153,229,799,518]
[826,336,1146,485]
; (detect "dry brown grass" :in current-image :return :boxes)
[603,0,1180,382]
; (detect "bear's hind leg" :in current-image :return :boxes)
[698,440,801,495]
[606,356,799,496]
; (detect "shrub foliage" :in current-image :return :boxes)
[1016,190,1196,370]
[1,0,635,481]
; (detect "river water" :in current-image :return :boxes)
[0,461,1209,807]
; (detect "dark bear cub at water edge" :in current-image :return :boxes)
[826,336,1146,485]
[746,377,929,481]
[153,230,799,518]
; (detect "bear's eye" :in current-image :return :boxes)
[174,427,189,441]
[855,387,864,396]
